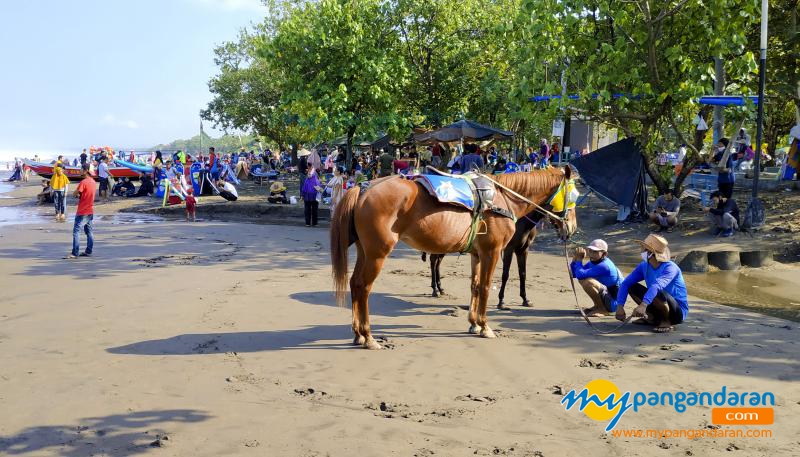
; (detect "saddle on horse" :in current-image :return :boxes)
[414,172,516,253]
[414,172,516,220]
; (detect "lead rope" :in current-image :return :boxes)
[486,171,633,334]
[564,243,633,334]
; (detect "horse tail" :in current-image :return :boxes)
[331,185,360,307]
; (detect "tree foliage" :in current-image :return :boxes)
[264,0,407,166]
[515,0,760,192]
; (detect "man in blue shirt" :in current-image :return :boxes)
[611,234,689,333]
[570,239,623,317]
[712,138,735,199]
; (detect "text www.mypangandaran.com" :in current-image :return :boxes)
[611,428,773,440]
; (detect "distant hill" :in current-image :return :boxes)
[151,132,264,153]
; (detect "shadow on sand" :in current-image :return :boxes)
[0,409,210,456]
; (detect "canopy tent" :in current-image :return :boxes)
[570,138,648,221]
[321,132,396,152]
[414,119,513,144]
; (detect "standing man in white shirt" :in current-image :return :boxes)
[97,156,110,202]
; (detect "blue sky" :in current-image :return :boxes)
[0,0,266,160]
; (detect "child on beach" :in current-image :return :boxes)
[185,188,196,222]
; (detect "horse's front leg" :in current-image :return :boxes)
[497,248,514,309]
[477,248,503,338]
[434,255,445,295]
[516,249,532,307]
[467,253,481,334]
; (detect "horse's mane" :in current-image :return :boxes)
[494,167,564,199]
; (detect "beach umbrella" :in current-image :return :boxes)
[415,119,513,144]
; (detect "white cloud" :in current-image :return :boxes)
[100,114,139,130]
[189,0,267,12]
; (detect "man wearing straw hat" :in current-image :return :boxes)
[609,234,689,333]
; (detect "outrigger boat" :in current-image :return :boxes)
[23,159,142,182]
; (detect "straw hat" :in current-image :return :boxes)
[298,148,312,157]
[637,234,671,262]
[270,181,286,192]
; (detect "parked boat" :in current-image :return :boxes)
[23,159,141,182]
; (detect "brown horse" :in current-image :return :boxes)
[330,167,578,349]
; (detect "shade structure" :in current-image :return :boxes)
[414,119,513,144]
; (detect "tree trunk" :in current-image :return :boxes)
[291,144,298,166]
[346,125,357,171]
[674,108,712,193]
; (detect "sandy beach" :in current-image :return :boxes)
[1,180,799,457]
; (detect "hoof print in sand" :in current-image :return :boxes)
[374,336,396,349]
[455,394,496,403]
[294,388,327,397]
[364,401,416,419]
[149,434,169,447]
[578,359,610,370]
[192,338,220,353]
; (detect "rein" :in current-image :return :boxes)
[482,173,567,223]
[481,172,632,334]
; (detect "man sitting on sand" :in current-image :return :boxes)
[610,234,688,333]
[37,179,53,205]
[570,239,623,317]
[268,181,289,204]
[648,189,680,232]
[703,190,739,237]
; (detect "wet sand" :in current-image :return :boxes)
[0,181,799,456]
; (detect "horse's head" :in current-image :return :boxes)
[549,166,579,241]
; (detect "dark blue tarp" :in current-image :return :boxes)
[570,138,647,218]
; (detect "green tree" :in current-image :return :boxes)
[515,0,760,192]
[264,0,408,168]
[390,0,518,129]
[202,27,317,164]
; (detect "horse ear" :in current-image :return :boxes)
[564,165,572,180]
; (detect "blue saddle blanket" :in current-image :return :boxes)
[414,174,474,211]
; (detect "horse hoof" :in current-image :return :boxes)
[480,327,496,339]
[363,338,382,350]
[497,302,507,310]
[353,335,366,346]
[438,289,445,295]
[522,300,532,308]
[468,324,481,334]
[431,290,439,298]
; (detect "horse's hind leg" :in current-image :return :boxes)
[468,253,481,334]
[477,248,502,338]
[352,253,388,350]
[350,243,366,346]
